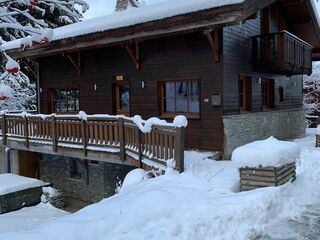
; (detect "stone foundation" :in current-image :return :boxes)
[223,109,306,158]
[39,154,136,203]
[0,186,42,214]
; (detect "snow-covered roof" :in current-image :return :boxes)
[1,0,244,52]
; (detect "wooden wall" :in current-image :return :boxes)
[222,11,303,115]
[38,33,224,151]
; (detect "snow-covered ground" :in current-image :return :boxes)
[0,203,68,235]
[0,131,319,240]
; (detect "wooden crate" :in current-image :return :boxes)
[316,134,320,148]
[240,162,296,191]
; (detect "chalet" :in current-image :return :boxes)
[0,0,319,204]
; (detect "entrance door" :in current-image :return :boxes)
[114,82,130,116]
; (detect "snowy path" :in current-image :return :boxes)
[258,205,320,240]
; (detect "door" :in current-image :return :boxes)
[114,82,130,116]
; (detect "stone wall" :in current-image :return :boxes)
[39,154,136,203]
[0,186,42,214]
[223,108,306,158]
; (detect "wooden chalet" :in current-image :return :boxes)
[0,0,319,203]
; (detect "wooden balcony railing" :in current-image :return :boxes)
[0,114,186,172]
[253,31,313,75]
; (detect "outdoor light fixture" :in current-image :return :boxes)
[141,81,146,89]
[94,84,97,91]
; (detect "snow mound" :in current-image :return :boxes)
[173,115,188,128]
[120,169,150,192]
[232,137,300,168]
[0,174,44,195]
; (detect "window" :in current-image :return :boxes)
[279,86,284,102]
[261,78,275,109]
[239,76,252,111]
[159,79,200,117]
[52,88,80,113]
[69,159,85,180]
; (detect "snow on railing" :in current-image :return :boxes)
[0,112,187,172]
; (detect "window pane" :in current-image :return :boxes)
[164,98,175,112]
[119,86,130,110]
[176,81,187,97]
[164,82,175,98]
[60,101,68,112]
[189,96,199,113]
[68,100,75,111]
[176,97,188,112]
[188,81,199,97]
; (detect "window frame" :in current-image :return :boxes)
[158,77,201,119]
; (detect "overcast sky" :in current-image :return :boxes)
[83,0,320,20]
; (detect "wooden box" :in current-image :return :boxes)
[240,162,296,191]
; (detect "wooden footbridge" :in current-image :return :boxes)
[0,113,185,172]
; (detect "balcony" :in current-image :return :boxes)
[253,31,313,76]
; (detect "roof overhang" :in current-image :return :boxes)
[281,0,320,60]
[7,0,277,59]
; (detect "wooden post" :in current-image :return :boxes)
[24,117,29,148]
[118,118,125,162]
[174,127,185,173]
[81,120,87,156]
[2,114,7,145]
[138,130,143,168]
[51,116,57,152]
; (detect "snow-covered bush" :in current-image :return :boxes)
[0,0,89,111]
[304,61,320,124]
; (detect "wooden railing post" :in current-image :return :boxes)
[118,118,125,162]
[138,130,143,168]
[81,119,87,156]
[24,116,29,148]
[2,114,7,145]
[51,116,57,152]
[174,127,185,173]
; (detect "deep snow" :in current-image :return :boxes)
[0,174,44,195]
[0,131,319,240]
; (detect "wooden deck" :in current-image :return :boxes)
[0,114,185,172]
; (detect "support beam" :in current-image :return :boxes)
[125,41,140,70]
[21,58,37,79]
[204,28,220,63]
[5,147,11,173]
[64,52,81,75]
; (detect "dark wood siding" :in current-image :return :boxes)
[223,12,303,115]
[38,33,224,151]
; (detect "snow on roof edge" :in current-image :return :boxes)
[1,0,244,52]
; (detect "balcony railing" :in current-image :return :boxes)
[0,113,186,172]
[253,31,313,75]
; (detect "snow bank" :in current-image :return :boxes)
[1,0,243,51]
[0,174,44,195]
[232,137,300,168]
[120,169,150,192]
[0,132,320,240]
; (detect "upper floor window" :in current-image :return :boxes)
[261,78,275,109]
[239,76,252,112]
[159,78,200,118]
[52,88,80,113]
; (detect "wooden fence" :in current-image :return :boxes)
[0,114,185,172]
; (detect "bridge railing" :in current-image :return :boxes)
[0,113,186,172]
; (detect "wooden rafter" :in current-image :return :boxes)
[204,28,220,63]
[125,41,140,70]
[64,52,81,75]
[21,58,37,79]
